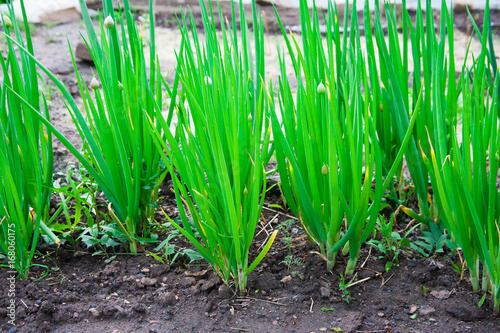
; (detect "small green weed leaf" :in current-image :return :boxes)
[182,249,203,262]
[105,255,117,263]
[148,252,165,264]
[478,293,487,308]
[321,307,336,312]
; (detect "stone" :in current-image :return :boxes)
[89,308,100,317]
[430,289,452,299]
[141,277,158,286]
[320,286,332,298]
[420,306,436,316]
[150,264,169,278]
[39,7,80,24]
[454,0,474,13]
[75,42,93,63]
[280,275,292,284]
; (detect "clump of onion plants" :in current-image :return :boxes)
[0,1,58,278]
[271,0,422,275]
[423,2,500,313]
[366,0,460,227]
[12,0,171,253]
[150,0,276,291]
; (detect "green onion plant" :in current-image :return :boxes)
[271,0,384,275]
[150,0,276,291]
[367,0,459,227]
[9,0,172,253]
[271,0,424,275]
[422,1,500,313]
[0,1,58,278]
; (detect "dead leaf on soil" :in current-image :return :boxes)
[430,289,453,299]
[185,269,210,277]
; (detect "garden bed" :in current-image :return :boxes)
[2,1,500,332]
[1,190,499,332]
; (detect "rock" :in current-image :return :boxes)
[409,305,418,314]
[89,308,101,317]
[39,7,80,24]
[377,312,384,317]
[420,306,436,316]
[0,0,79,23]
[141,277,158,286]
[218,284,231,299]
[320,286,331,298]
[430,289,452,299]
[75,42,93,63]
[150,264,169,278]
[454,0,474,13]
[280,275,292,284]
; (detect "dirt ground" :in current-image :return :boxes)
[1,184,500,333]
[2,1,500,332]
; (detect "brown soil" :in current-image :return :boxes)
[1,188,500,333]
[2,2,500,333]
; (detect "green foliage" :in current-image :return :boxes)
[150,225,203,265]
[367,215,414,271]
[410,222,448,257]
[278,219,301,270]
[338,273,353,304]
[149,0,276,291]
[321,307,335,312]
[0,1,58,278]
[271,0,382,276]
[271,0,420,276]
[10,0,171,254]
